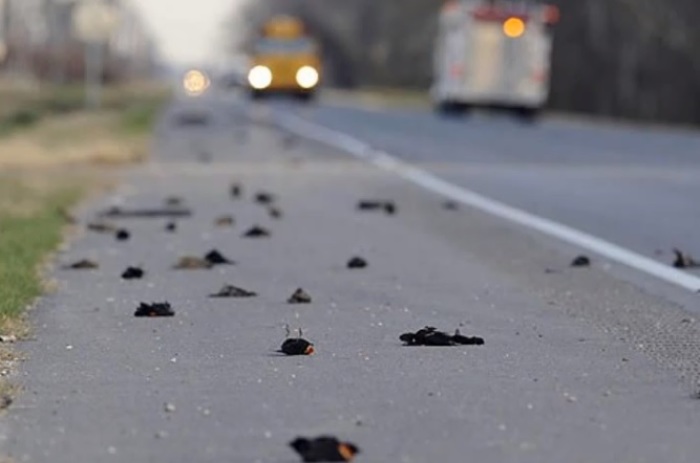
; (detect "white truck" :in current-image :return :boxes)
[431,0,559,120]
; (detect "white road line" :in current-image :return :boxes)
[278,112,700,293]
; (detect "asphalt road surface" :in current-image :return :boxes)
[4,91,700,462]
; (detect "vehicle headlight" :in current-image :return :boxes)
[296,66,319,89]
[248,65,272,90]
[183,69,210,96]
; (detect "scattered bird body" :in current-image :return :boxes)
[99,206,192,219]
[357,199,396,215]
[243,225,271,238]
[204,249,235,265]
[164,196,183,207]
[443,200,459,210]
[288,288,312,304]
[230,183,243,198]
[214,215,235,227]
[254,192,275,205]
[173,256,213,270]
[134,302,175,317]
[209,285,257,298]
[268,206,283,219]
[115,229,130,241]
[121,266,144,280]
[673,248,700,269]
[279,338,315,356]
[400,326,484,346]
[289,436,359,462]
[87,221,117,233]
[570,255,591,267]
[62,259,98,270]
[347,257,368,269]
[165,221,177,232]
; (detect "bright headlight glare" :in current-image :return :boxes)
[296,66,319,89]
[248,66,272,90]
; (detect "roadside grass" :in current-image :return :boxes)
[0,81,167,406]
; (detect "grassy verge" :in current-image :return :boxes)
[0,82,168,407]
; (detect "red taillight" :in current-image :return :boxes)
[543,5,560,24]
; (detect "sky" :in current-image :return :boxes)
[128,0,245,66]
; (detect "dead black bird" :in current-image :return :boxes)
[209,284,257,298]
[451,329,485,345]
[347,257,368,269]
[165,221,177,232]
[570,255,591,267]
[134,302,175,317]
[279,327,315,356]
[357,199,396,215]
[164,196,183,207]
[173,256,214,270]
[673,248,700,269]
[99,206,192,219]
[289,436,359,462]
[204,249,235,265]
[121,266,144,280]
[400,326,484,346]
[87,221,117,233]
[288,288,312,304]
[230,183,243,198]
[254,191,275,204]
[268,206,283,219]
[115,229,130,241]
[242,225,270,238]
[62,259,99,270]
[0,394,13,411]
[214,215,235,227]
[443,200,459,210]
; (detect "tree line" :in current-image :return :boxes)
[232,0,700,125]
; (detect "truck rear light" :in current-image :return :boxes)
[503,17,526,38]
[543,5,560,24]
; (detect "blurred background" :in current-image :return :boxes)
[1,0,699,125]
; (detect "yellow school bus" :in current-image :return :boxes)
[247,16,322,100]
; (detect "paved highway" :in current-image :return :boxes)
[4,92,700,462]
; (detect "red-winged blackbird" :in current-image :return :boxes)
[570,255,590,267]
[673,248,700,269]
[400,326,484,346]
[121,266,144,280]
[204,249,235,265]
[242,225,270,238]
[254,192,275,204]
[288,288,311,304]
[115,229,130,241]
[279,338,315,356]
[346,257,367,269]
[63,259,98,270]
[289,436,359,462]
[134,302,174,317]
[209,285,257,298]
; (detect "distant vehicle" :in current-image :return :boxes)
[431,0,559,120]
[247,15,322,100]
